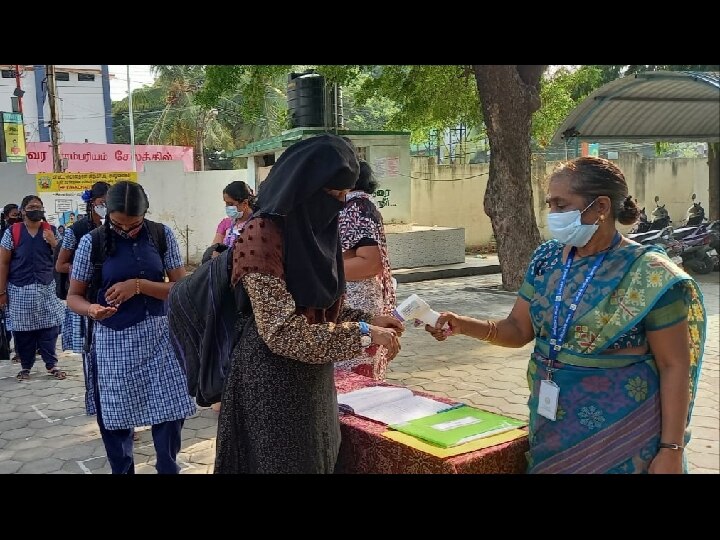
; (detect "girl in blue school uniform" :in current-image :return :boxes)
[55,181,110,354]
[67,181,196,474]
[0,195,65,380]
[56,181,110,354]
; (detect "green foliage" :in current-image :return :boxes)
[655,141,707,158]
[349,65,481,140]
[533,66,603,148]
[336,71,400,131]
[200,65,480,144]
[112,85,167,144]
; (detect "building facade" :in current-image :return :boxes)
[0,65,112,144]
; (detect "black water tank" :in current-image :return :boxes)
[287,71,343,129]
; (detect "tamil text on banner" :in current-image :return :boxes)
[1,112,27,163]
[26,142,194,173]
[35,172,138,226]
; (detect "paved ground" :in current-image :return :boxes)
[0,272,717,474]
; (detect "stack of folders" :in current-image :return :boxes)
[389,405,527,448]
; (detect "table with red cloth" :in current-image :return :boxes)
[334,370,529,474]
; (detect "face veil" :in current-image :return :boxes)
[251,134,360,309]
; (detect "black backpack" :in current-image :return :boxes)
[82,220,168,352]
[167,247,250,407]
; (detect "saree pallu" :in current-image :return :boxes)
[521,241,706,474]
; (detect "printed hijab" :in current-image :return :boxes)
[251,134,359,308]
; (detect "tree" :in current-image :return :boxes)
[474,66,546,290]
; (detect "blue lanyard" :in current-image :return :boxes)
[549,233,621,361]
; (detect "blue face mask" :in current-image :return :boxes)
[547,198,599,247]
[225,205,243,219]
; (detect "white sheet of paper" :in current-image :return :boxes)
[337,386,451,425]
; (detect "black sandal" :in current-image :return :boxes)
[16,369,30,381]
[47,367,67,380]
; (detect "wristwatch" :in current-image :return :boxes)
[358,321,372,348]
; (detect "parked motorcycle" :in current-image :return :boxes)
[673,193,708,240]
[628,196,672,243]
[629,203,652,234]
[649,195,671,230]
[685,193,706,227]
[676,225,719,274]
[643,226,684,268]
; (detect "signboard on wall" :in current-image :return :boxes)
[35,172,138,226]
[0,112,27,163]
[26,142,194,173]
[35,171,137,192]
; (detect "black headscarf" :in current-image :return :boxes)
[253,134,359,309]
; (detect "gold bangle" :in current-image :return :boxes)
[135,278,141,296]
[481,320,498,343]
[480,320,497,342]
[479,320,492,341]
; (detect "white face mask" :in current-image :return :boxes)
[546,198,599,247]
[94,204,107,219]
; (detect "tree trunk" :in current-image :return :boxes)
[473,65,546,291]
[708,142,719,221]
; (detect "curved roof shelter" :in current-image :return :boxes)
[551,71,720,145]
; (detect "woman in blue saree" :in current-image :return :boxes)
[425,157,705,474]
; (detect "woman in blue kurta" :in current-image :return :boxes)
[425,157,706,474]
[0,195,65,380]
[67,181,196,474]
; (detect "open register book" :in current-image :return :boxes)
[337,386,456,426]
[390,405,526,448]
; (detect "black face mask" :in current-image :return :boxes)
[7,217,21,225]
[25,210,45,222]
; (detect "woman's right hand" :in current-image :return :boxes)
[425,311,463,341]
[370,325,401,360]
[0,294,7,310]
[87,304,117,321]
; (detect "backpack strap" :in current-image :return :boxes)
[146,220,168,258]
[11,222,21,249]
[83,227,107,354]
[145,220,168,274]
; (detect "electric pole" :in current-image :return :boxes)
[127,65,137,172]
[46,64,62,172]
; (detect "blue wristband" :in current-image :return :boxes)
[358,321,370,335]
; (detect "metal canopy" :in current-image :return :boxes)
[551,71,720,145]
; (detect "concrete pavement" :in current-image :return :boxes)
[0,272,717,474]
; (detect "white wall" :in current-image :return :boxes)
[0,160,247,265]
[0,162,37,207]
[411,154,711,247]
[140,161,246,264]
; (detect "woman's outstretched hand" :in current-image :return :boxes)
[424,311,463,341]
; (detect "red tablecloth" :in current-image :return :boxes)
[335,370,529,474]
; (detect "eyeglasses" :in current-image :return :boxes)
[25,206,44,211]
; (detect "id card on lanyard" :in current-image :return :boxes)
[539,233,621,421]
